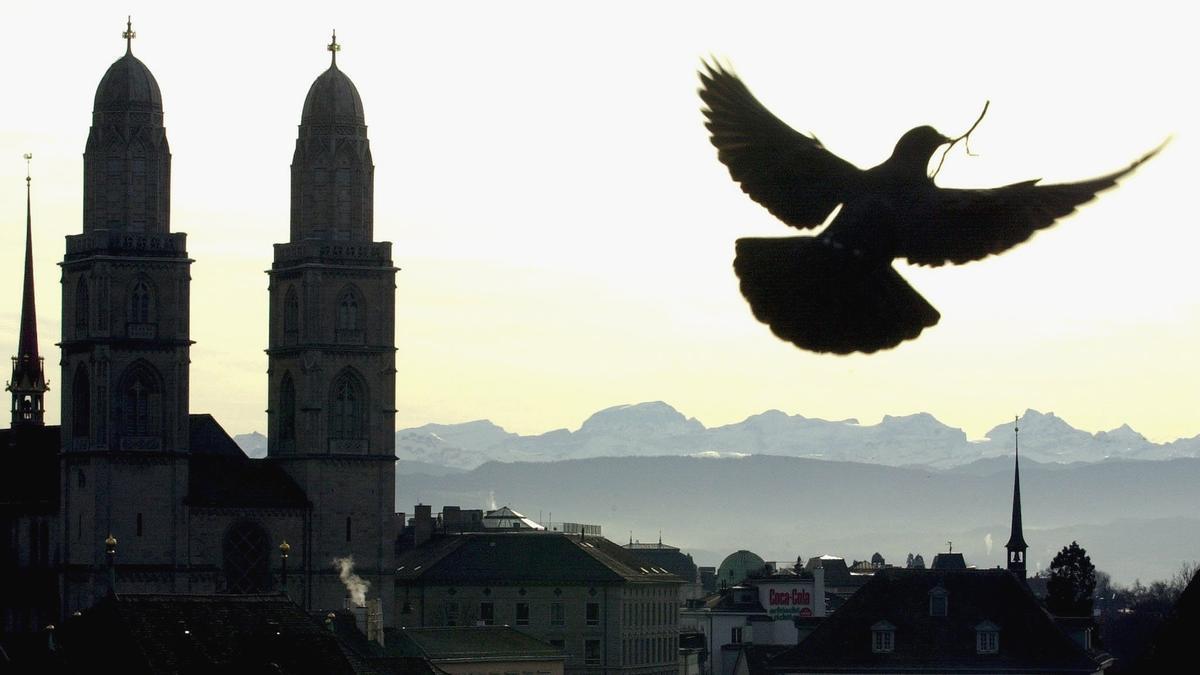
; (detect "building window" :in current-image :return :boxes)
[75,277,89,334]
[345,516,352,543]
[550,602,564,626]
[283,287,299,336]
[584,639,601,666]
[223,521,270,594]
[329,369,366,440]
[479,602,495,625]
[976,621,1000,654]
[129,280,152,324]
[516,602,530,626]
[586,602,600,626]
[279,373,296,442]
[929,586,949,617]
[444,603,459,626]
[731,626,743,644]
[72,365,90,439]
[337,288,360,331]
[871,621,896,653]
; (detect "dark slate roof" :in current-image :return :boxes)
[59,593,371,674]
[395,532,683,585]
[94,50,163,113]
[0,424,59,514]
[931,552,968,570]
[391,626,562,661]
[694,588,767,615]
[770,569,1102,674]
[735,644,791,675]
[186,414,309,509]
[624,542,699,581]
[302,62,365,125]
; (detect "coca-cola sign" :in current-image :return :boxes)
[760,582,815,619]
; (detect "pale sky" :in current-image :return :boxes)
[2,1,1196,443]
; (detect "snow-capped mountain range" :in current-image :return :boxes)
[234,403,1200,470]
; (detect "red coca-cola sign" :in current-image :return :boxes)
[768,588,812,607]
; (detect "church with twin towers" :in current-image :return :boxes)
[1,23,399,631]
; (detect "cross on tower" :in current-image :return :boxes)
[123,17,136,53]
[24,153,32,183]
[327,29,340,65]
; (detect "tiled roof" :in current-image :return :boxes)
[186,415,309,508]
[395,532,682,585]
[770,569,1101,673]
[60,593,372,674]
[391,626,562,661]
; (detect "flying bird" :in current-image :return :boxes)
[699,62,1164,354]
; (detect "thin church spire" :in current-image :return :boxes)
[1005,414,1028,578]
[8,153,49,428]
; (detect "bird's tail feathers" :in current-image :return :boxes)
[734,236,940,354]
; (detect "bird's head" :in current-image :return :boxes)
[893,126,953,162]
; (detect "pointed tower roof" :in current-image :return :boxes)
[8,154,48,428]
[17,157,39,363]
[301,30,365,125]
[1005,416,1028,550]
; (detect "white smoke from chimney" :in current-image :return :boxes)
[333,556,370,608]
[984,532,994,556]
[487,490,497,510]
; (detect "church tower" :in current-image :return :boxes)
[7,156,48,429]
[1006,416,1028,580]
[267,33,397,617]
[60,20,193,610]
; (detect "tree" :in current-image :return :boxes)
[871,552,885,567]
[912,554,926,569]
[1047,541,1096,616]
[906,553,914,568]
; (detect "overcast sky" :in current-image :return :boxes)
[2,1,1195,442]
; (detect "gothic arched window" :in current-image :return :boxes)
[329,369,366,440]
[75,277,89,335]
[72,365,91,439]
[283,287,299,336]
[337,288,360,331]
[223,521,270,594]
[118,362,162,442]
[129,280,152,324]
[280,373,296,443]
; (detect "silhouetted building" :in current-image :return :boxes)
[2,26,400,647]
[767,569,1112,674]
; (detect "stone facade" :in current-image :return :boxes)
[266,43,397,620]
[0,28,400,629]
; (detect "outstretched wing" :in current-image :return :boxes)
[900,143,1164,267]
[700,62,862,229]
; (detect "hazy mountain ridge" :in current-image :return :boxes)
[380,404,1200,470]
[395,454,1200,585]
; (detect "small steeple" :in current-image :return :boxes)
[1005,415,1029,579]
[7,154,49,428]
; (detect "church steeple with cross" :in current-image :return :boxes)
[1006,416,1029,579]
[267,32,396,621]
[7,154,49,429]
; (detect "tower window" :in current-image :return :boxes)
[75,277,89,334]
[345,516,352,543]
[72,365,91,439]
[118,362,162,443]
[279,373,296,442]
[283,288,299,336]
[129,280,152,324]
[329,370,366,440]
[337,289,360,331]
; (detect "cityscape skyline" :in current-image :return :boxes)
[2,2,1196,443]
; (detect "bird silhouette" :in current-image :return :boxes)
[699,62,1164,354]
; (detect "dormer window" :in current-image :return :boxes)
[975,621,1000,654]
[929,585,949,617]
[871,620,895,653]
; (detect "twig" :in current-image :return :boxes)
[931,100,990,179]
